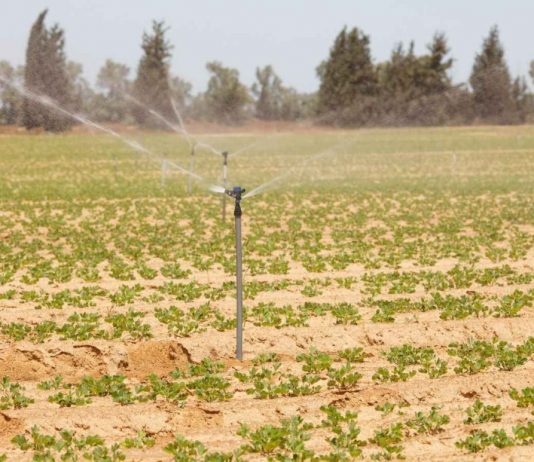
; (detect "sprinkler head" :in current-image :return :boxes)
[225,186,245,200]
[225,186,245,217]
[222,151,229,164]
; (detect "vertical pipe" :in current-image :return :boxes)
[234,193,243,360]
[188,145,195,194]
[112,152,118,178]
[160,160,167,188]
[222,152,229,222]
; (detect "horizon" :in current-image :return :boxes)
[0,0,533,95]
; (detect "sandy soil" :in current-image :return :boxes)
[0,248,533,460]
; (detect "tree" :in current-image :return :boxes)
[95,59,131,122]
[317,26,378,115]
[252,65,283,119]
[204,61,250,123]
[277,87,304,121]
[67,61,93,114]
[251,65,302,120]
[379,35,453,99]
[421,33,453,94]
[23,10,73,131]
[133,21,173,126]
[511,76,529,123]
[169,75,193,117]
[0,61,23,125]
[378,42,420,98]
[22,10,48,129]
[469,26,514,123]
[42,23,74,131]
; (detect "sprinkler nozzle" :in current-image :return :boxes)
[222,151,229,165]
[225,186,245,200]
[225,186,245,217]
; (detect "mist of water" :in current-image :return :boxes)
[125,93,194,148]
[209,184,227,194]
[243,141,349,200]
[170,97,187,133]
[0,76,215,187]
[229,139,261,158]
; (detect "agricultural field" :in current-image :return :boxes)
[0,124,533,461]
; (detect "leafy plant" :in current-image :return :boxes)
[455,429,515,453]
[11,426,127,461]
[320,405,366,459]
[331,303,362,325]
[0,376,34,410]
[405,406,450,434]
[38,375,64,391]
[369,423,405,460]
[235,354,320,399]
[327,363,362,390]
[464,399,503,424]
[509,387,534,413]
[238,416,315,460]
[296,348,333,373]
[106,309,152,340]
[122,431,155,449]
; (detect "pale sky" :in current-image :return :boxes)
[1,0,533,93]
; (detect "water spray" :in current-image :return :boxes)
[0,76,223,192]
[222,151,229,221]
[126,93,191,146]
[127,92,260,203]
[243,141,348,200]
[224,186,245,360]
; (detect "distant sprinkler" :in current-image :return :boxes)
[187,143,197,194]
[217,143,258,221]
[160,159,168,187]
[225,186,245,360]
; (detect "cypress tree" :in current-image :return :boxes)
[379,42,419,98]
[41,24,73,131]
[423,33,453,94]
[23,10,73,131]
[23,10,48,129]
[317,26,377,114]
[469,26,513,122]
[511,76,529,123]
[133,21,173,126]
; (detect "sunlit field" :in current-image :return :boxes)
[0,125,534,461]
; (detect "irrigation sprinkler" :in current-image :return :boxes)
[187,144,196,194]
[222,151,229,221]
[160,159,168,187]
[225,186,245,360]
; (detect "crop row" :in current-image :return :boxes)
[2,339,533,410]
[2,287,532,344]
[1,192,533,285]
[3,399,533,461]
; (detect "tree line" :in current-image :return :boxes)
[0,9,532,131]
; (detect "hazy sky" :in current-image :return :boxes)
[1,0,533,93]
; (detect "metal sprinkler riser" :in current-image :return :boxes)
[225,186,245,360]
